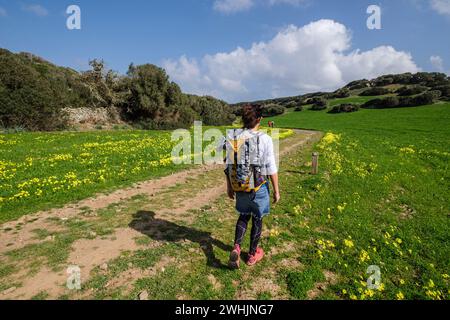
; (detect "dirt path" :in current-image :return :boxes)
[0,129,321,300]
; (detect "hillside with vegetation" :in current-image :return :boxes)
[0,48,235,131]
[232,72,450,116]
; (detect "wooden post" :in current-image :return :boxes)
[312,152,319,175]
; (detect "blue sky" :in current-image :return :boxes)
[0,0,449,102]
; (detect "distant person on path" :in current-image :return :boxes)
[222,105,280,269]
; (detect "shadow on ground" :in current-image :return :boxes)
[129,210,232,269]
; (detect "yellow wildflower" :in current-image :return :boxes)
[396,292,405,300]
[344,238,354,249]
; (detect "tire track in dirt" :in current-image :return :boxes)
[0,164,221,252]
[1,130,321,300]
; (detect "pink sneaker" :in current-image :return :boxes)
[229,244,241,269]
[247,247,264,266]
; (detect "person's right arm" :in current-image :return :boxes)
[264,136,280,204]
[226,174,235,200]
[269,173,280,204]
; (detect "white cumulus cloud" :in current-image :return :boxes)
[430,0,450,15]
[430,55,444,71]
[22,4,49,17]
[164,19,420,102]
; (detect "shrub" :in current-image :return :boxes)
[344,79,370,90]
[410,91,440,106]
[433,85,450,97]
[362,97,399,109]
[372,76,394,87]
[187,95,235,126]
[372,75,394,87]
[381,96,400,108]
[303,93,328,104]
[0,51,68,131]
[285,101,298,109]
[410,72,447,85]
[298,99,310,106]
[396,85,428,96]
[392,73,414,84]
[362,91,439,109]
[261,103,286,117]
[359,87,391,96]
[308,97,327,111]
[310,104,327,111]
[330,88,350,99]
[306,96,327,105]
[362,98,382,109]
[328,104,360,114]
[310,97,327,111]
[294,106,303,112]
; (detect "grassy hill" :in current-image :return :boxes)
[232,72,450,116]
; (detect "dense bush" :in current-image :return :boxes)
[432,85,450,98]
[372,76,394,87]
[362,97,396,109]
[298,98,311,106]
[0,49,69,130]
[359,87,391,96]
[411,72,447,85]
[305,96,325,105]
[410,90,441,105]
[391,73,414,84]
[187,95,235,126]
[294,106,303,112]
[396,85,428,96]
[398,86,420,96]
[362,91,440,109]
[328,104,360,114]
[284,101,298,109]
[344,79,370,90]
[261,103,286,117]
[310,97,327,111]
[329,88,350,99]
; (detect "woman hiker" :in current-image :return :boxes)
[223,105,280,268]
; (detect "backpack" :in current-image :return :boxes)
[224,129,266,193]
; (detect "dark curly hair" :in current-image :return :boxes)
[242,104,263,129]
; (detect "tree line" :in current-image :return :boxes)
[0,48,235,131]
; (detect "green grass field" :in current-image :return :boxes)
[264,101,449,299]
[0,127,292,223]
[0,130,186,222]
[0,100,448,300]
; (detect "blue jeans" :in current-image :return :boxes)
[235,183,270,218]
